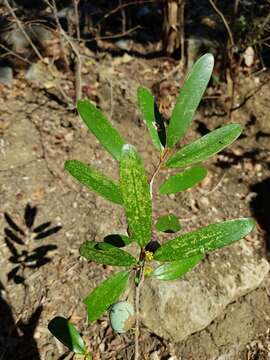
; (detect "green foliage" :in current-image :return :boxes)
[166,124,243,168]
[151,254,204,281]
[104,234,133,247]
[48,317,88,356]
[65,160,122,205]
[79,240,137,266]
[155,214,181,233]
[159,166,207,195]
[50,54,256,356]
[120,144,152,248]
[77,100,125,161]
[166,53,214,148]
[154,218,255,262]
[84,271,130,323]
[137,86,166,151]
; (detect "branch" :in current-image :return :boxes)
[0,43,31,64]
[3,0,43,61]
[46,0,82,102]
[208,0,234,48]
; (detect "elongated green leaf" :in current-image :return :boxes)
[167,54,214,148]
[48,317,87,355]
[151,254,203,280]
[65,160,122,205]
[137,86,166,151]
[154,218,255,262]
[80,240,137,266]
[155,214,181,233]
[77,100,125,161]
[104,234,133,247]
[120,144,152,248]
[166,124,243,168]
[159,166,207,195]
[84,271,130,323]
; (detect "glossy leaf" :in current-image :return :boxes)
[65,160,122,205]
[120,144,152,248]
[155,214,181,233]
[80,240,137,266]
[166,124,243,168]
[167,54,214,148]
[151,254,203,280]
[137,86,166,151]
[154,218,255,261]
[48,316,87,355]
[104,234,133,247]
[84,271,130,323]
[159,166,207,194]
[77,100,125,161]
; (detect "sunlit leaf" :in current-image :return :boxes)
[77,100,125,161]
[84,271,130,323]
[155,214,181,233]
[151,254,203,280]
[48,316,87,355]
[159,166,207,194]
[120,144,152,248]
[154,218,255,261]
[137,86,166,151]
[167,54,214,148]
[79,240,137,266]
[166,124,243,168]
[65,160,122,205]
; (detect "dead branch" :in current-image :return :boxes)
[0,43,31,64]
[208,0,234,48]
[3,0,44,61]
[46,0,82,102]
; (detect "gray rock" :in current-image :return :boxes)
[0,66,13,87]
[141,242,270,342]
[25,61,58,89]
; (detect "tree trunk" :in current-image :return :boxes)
[163,0,185,56]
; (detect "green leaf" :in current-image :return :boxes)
[80,240,137,266]
[48,316,87,355]
[104,234,133,247]
[154,218,255,262]
[151,254,203,280]
[77,100,125,161]
[65,160,122,205]
[159,166,207,194]
[155,214,181,233]
[120,144,152,248]
[137,86,166,151]
[166,124,243,168]
[167,54,214,148]
[84,271,130,323]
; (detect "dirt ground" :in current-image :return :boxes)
[1,52,270,360]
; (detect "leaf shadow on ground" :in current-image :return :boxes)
[3,203,61,285]
[249,177,270,255]
[0,281,42,360]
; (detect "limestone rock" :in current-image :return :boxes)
[141,241,270,342]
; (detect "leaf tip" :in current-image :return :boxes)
[203,53,215,67]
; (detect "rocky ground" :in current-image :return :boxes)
[0,52,270,359]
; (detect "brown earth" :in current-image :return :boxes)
[0,53,270,359]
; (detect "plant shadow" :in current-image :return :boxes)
[0,281,42,360]
[3,203,61,285]
[249,177,270,255]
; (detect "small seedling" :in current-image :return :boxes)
[48,54,255,359]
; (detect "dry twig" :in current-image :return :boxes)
[46,0,82,102]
